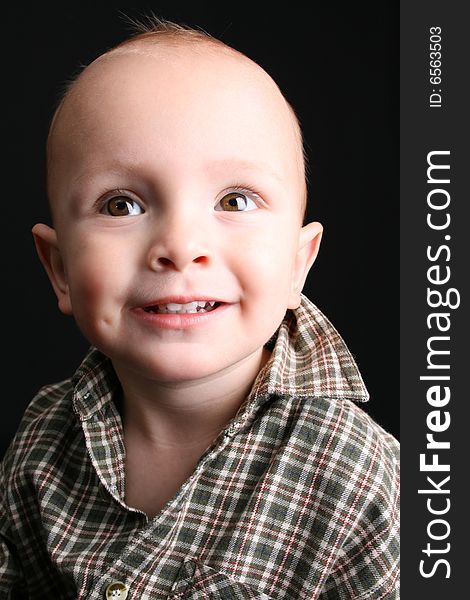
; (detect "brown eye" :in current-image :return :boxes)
[215,192,257,212]
[104,196,144,217]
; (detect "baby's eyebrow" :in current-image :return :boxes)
[205,158,285,185]
[67,158,286,198]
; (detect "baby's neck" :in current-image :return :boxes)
[114,347,271,451]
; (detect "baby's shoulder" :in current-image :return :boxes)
[24,378,73,417]
[2,378,79,477]
[18,378,75,435]
[290,394,399,488]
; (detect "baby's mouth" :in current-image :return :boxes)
[143,300,221,314]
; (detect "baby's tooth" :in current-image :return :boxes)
[152,300,218,313]
[167,303,182,311]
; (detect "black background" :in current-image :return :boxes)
[2,3,398,457]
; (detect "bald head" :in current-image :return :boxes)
[46,23,308,224]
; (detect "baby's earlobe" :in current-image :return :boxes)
[287,296,302,310]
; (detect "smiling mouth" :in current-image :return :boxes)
[143,300,222,314]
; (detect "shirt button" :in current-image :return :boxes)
[105,581,129,599]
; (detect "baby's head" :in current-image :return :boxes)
[33,19,322,383]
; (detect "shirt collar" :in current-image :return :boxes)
[71,293,368,420]
[251,293,369,403]
[71,349,119,420]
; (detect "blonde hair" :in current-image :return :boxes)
[47,15,308,222]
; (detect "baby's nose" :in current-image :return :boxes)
[146,212,213,272]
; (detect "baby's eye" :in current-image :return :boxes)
[215,192,257,212]
[102,196,145,217]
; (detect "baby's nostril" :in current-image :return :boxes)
[157,257,172,266]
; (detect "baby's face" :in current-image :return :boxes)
[40,43,321,383]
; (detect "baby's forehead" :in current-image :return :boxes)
[65,40,286,120]
[52,37,297,145]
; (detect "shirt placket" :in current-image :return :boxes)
[75,383,268,599]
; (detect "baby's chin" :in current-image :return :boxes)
[110,347,252,387]
[141,360,233,385]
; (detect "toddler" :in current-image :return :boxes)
[1,18,399,599]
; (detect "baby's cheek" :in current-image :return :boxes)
[243,234,293,291]
[66,255,124,335]
[69,260,108,303]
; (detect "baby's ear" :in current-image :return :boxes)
[32,224,73,315]
[287,221,323,309]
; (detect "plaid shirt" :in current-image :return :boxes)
[1,294,399,599]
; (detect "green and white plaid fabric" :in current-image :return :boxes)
[1,294,399,599]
